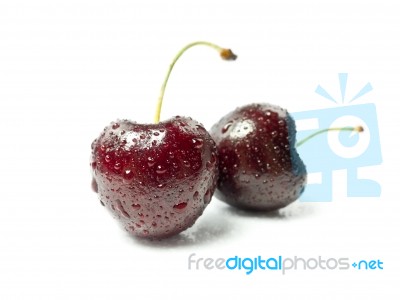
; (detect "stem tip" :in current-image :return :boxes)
[220,49,237,60]
[355,126,364,133]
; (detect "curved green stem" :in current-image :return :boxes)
[296,126,364,148]
[154,41,237,123]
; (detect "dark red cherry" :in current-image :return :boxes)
[91,117,218,238]
[210,103,307,211]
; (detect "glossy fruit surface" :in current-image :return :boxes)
[210,103,307,211]
[91,116,218,238]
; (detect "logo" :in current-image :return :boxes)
[291,73,382,202]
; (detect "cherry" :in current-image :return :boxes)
[210,103,363,211]
[90,42,237,238]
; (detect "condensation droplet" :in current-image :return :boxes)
[131,203,141,210]
[222,121,233,133]
[105,155,111,163]
[173,202,188,211]
[112,123,120,129]
[147,156,155,167]
[206,153,217,170]
[123,169,134,180]
[116,200,130,218]
[203,189,211,204]
[156,165,167,174]
[196,124,207,134]
[192,138,204,149]
[210,152,216,164]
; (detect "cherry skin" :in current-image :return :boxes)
[210,103,307,211]
[91,117,218,238]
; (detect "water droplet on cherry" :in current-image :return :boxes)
[204,189,211,204]
[156,165,167,174]
[192,138,204,149]
[147,156,155,167]
[222,121,233,133]
[173,202,188,211]
[131,203,141,210]
[116,200,130,218]
[123,169,134,180]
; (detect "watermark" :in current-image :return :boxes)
[188,253,384,275]
[291,73,382,202]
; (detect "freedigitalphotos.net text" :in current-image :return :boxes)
[188,253,383,275]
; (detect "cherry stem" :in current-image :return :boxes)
[296,126,364,148]
[154,41,237,123]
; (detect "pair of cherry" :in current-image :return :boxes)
[90,42,362,239]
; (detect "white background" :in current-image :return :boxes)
[1,0,400,299]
